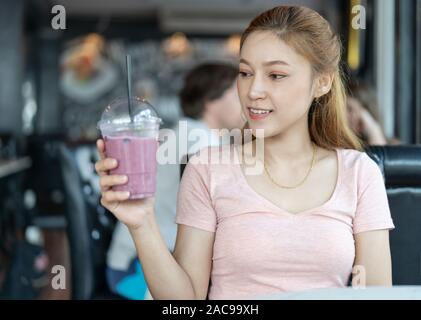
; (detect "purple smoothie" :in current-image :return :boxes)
[104,135,158,199]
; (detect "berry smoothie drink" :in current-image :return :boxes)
[98,97,162,199]
[104,135,158,199]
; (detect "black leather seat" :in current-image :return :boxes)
[59,142,119,299]
[366,145,421,285]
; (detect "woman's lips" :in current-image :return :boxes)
[247,107,273,121]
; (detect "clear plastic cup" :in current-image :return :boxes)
[97,97,162,199]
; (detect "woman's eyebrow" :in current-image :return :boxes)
[263,60,290,67]
[239,58,251,66]
[239,58,290,67]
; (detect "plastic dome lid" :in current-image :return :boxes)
[97,97,162,132]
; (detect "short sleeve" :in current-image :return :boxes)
[353,153,395,234]
[175,155,217,232]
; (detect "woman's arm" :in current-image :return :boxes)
[95,139,214,299]
[129,214,214,300]
[353,229,393,286]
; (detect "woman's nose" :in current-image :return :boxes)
[247,77,267,100]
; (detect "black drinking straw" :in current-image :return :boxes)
[126,54,134,123]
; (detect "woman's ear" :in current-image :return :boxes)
[314,73,334,98]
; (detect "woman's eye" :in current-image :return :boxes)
[270,74,287,80]
[239,71,252,78]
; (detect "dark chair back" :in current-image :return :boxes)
[59,143,117,299]
[59,144,94,299]
[366,145,421,285]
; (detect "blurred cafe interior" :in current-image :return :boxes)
[0,0,420,300]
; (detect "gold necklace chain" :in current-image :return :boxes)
[263,143,317,189]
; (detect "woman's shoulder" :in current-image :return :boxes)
[182,144,239,193]
[188,144,239,166]
[337,147,383,179]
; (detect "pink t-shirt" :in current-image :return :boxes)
[175,145,395,300]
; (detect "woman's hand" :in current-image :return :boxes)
[95,139,155,231]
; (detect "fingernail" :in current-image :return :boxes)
[122,175,128,182]
[111,159,117,166]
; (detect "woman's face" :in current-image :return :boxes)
[237,31,316,138]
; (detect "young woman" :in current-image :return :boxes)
[95,6,395,300]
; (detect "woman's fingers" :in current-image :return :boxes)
[101,190,130,212]
[95,157,118,175]
[95,139,118,177]
[96,139,132,213]
[96,139,106,160]
[102,190,130,203]
[100,175,128,191]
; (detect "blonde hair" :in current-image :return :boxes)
[240,6,363,151]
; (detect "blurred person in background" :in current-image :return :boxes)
[104,62,244,299]
[176,62,245,150]
[346,80,400,146]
